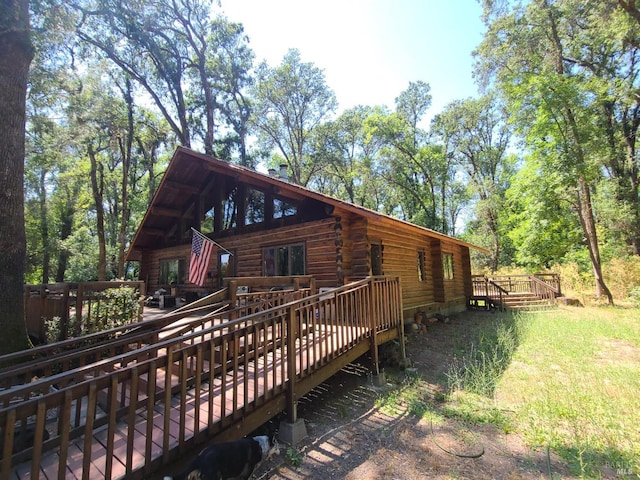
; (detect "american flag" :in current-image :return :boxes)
[189,230,215,286]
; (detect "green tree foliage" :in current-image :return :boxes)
[310,105,388,209]
[364,81,460,231]
[475,0,640,302]
[75,0,254,160]
[432,94,515,271]
[251,49,338,186]
[504,156,583,268]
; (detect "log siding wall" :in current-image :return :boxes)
[144,218,341,292]
[361,220,470,318]
[140,210,471,318]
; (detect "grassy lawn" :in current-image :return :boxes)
[494,307,640,478]
[381,306,640,479]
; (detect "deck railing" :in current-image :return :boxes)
[471,274,561,309]
[0,285,315,397]
[472,274,561,297]
[0,276,402,480]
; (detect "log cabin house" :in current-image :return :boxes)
[126,146,485,319]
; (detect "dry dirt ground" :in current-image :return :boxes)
[252,310,579,480]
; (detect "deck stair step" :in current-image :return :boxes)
[502,293,556,310]
[468,293,556,311]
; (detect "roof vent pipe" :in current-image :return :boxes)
[268,168,277,177]
[279,164,288,180]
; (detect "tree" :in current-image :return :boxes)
[432,94,514,271]
[75,0,254,161]
[202,15,255,164]
[477,0,616,303]
[0,0,34,355]
[364,82,453,230]
[251,49,337,186]
[310,105,386,208]
[504,156,583,268]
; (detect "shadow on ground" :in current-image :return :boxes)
[254,311,577,480]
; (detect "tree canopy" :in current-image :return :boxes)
[3,0,640,352]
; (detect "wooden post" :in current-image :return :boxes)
[58,284,70,341]
[229,280,237,318]
[369,278,380,376]
[286,304,297,423]
[40,285,47,335]
[280,301,308,444]
[395,277,407,366]
[76,283,84,337]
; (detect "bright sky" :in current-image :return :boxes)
[218,0,486,123]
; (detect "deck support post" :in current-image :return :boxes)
[285,305,297,423]
[279,418,307,445]
[368,277,387,387]
[281,305,307,444]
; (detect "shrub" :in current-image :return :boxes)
[46,286,141,341]
[87,286,141,333]
[603,256,640,300]
[628,286,640,307]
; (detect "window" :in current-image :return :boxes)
[274,198,297,219]
[245,188,265,225]
[202,205,214,233]
[222,186,238,230]
[218,251,235,282]
[263,244,305,276]
[371,243,383,276]
[159,258,186,285]
[443,253,454,280]
[417,250,426,282]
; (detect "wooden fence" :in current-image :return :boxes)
[24,282,146,343]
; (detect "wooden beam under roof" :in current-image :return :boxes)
[143,228,166,237]
[163,180,200,196]
[150,206,183,218]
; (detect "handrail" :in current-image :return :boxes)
[0,301,231,387]
[471,274,561,297]
[0,290,314,396]
[532,274,561,296]
[0,287,309,387]
[529,275,559,301]
[487,279,509,295]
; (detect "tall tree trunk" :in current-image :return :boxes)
[543,0,614,303]
[576,178,614,304]
[0,0,34,356]
[88,144,107,281]
[117,78,134,278]
[38,168,50,283]
[55,185,79,282]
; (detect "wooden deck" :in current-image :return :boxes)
[469,274,561,310]
[0,277,403,480]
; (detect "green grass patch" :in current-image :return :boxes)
[375,371,432,417]
[446,307,640,478]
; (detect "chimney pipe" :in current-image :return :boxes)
[268,168,277,177]
[279,164,288,180]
